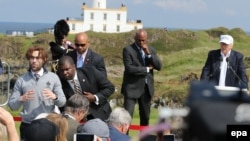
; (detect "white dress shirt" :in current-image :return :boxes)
[218,51,231,86]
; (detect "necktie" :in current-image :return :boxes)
[77,55,83,68]
[71,80,82,95]
[34,74,40,81]
[140,49,146,66]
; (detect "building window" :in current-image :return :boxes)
[104,13,107,20]
[103,25,106,32]
[116,25,120,32]
[90,13,94,20]
[72,24,75,30]
[90,24,93,31]
[81,12,84,20]
[117,14,120,21]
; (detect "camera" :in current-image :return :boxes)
[73,133,97,141]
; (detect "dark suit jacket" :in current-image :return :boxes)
[66,48,107,77]
[60,67,114,120]
[49,41,74,60]
[121,43,162,98]
[200,49,248,89]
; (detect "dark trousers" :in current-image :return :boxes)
[20,122,31,140]
[124,84,151,126]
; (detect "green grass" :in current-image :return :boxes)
[128,104,160,137]
[2,27,250,140]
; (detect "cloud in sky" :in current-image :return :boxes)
[153,0,207,12]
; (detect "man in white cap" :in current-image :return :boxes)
[200,34,248,90]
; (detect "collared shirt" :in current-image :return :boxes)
[77,48,88,66]
[67,72,99,105]
[135,44,151,73]
[63,113,76,120]
[67,73,82,93]
[219,50,231,86]
[31,68,44,79]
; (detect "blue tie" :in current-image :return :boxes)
[140,49,145,66]
[77,55,83,68]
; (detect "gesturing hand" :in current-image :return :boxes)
[83,91,96,102]
[20,90,35,102]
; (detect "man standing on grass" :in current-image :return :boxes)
[8,46,66,140]
[121,29,162,126]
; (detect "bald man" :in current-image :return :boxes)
[66,32,107,77]
[121,29,162,126]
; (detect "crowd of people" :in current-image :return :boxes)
[0,19,163,141]
[0,18,248,141]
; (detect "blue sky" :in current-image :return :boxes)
[1,0,250,31]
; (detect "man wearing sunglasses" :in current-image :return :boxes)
[66,32,107,77]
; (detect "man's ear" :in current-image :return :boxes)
[121,123,129,134]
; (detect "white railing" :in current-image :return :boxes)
[0,62,11,106]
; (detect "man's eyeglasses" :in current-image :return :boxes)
[29,56,42,60]
[75,43,86,47]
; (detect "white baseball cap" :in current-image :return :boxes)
[219,35,234,45]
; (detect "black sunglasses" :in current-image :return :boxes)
[75,43,86,47]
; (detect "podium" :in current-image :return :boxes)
[215,86,248,97]
[183,81,250,141]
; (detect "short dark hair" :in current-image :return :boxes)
[24,118,59,141]
[58,55,75,66]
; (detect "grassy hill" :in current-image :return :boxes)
[1,27,250,105]
[1,27,250,138]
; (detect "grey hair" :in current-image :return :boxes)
[107,107,131,127]
[64,94,89,113]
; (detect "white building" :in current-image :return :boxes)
[67,0,143,33]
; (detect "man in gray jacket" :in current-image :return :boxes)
[122,29,162,126]
[8,46,66,140]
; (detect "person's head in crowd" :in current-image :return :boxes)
[78,118,110,141]
[134,29,148,49]
[74,32,90,55]
[64,94,90,122]
[219,34,234,55]
[107,107,132,134]
[24,118,59,141]
[46,113,68,141]
[25,46,48,72]
[58,55,76,80]
[54,19,70,45]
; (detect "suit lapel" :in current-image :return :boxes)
[61,79,75,99]
[84,49,92,67]
[77,69,87,92]
[131,44,144,65]
[225,50,235,85]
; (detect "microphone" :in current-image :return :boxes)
[226,57,247,101]
[226,57,243,87]
[207,56,222,79]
